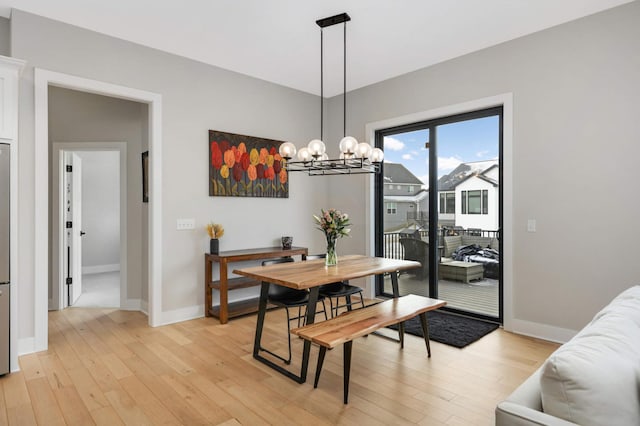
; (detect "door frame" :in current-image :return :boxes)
[364,93,514,330]
[34,69,163,353]
[373,106,503,322]
[51,142,128,311]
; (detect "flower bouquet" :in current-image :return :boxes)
[313,209,350,266]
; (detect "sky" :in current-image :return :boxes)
[383,115,499,185]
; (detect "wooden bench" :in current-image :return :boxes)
[291,294,446,403]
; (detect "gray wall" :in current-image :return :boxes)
[11,9,328,341]
[11,2,640,346]
[0,17,9,56]
[48,87,145,302]
[328,1,640,333]
[77,150,120,269]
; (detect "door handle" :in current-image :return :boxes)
[80,231,86,236]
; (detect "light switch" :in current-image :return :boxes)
[177,218,195,230]
[527,219,536,233]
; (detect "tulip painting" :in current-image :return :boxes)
[209,130,289,198]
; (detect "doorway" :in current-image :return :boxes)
[52,143,127,310]
[34,68,162,353]
[375,107,503,323]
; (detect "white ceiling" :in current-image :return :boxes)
[1,0,634,97]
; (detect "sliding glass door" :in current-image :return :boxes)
[375,107,503,322]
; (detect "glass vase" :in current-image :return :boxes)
[326,237,337,266]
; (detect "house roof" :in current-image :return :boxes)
[384,189,428,203]
[383,163,424,185]
[438,160,498,191]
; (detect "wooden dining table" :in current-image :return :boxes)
[233,254,421,383]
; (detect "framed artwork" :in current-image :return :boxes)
[209,130,289,198]
[141,151,149,203]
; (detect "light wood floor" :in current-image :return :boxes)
[0,307,559,425]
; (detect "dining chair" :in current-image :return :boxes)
[260,257,328,364]
[307,254,366,318]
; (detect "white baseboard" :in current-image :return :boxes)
[156,304,204,327]
[507,318,577,344]
[17,337,35,360]
[82,264,120,275]
[120,298,141,311]
[140,300,148,315]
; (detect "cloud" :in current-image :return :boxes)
[402,154,413,160]
[418,175,429,185]
[476,150,489,158]
[438,156,462,172]
[383,136,405,151]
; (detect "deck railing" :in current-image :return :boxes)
[383,227,499,260]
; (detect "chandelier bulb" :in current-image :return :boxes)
[307,139,326,157]
[356,142,373,159]
[370,147,385,162]
[339,136,358,155]
[297,147,312,162]
[278,142,297,159]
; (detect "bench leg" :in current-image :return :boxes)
[398,322,405,349]
[314,347,327,388]
[418,312,431,357]
[344,341,353,404]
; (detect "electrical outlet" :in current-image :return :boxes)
[177,218,195,230]
[527,219,536,233]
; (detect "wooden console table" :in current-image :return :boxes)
[205,246,308,324]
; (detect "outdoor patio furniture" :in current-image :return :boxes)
[439,261,484,283]
[399,237,429,279]
[442,234,500,279]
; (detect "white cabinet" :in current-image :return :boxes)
[0,56,24,140]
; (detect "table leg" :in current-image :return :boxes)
[390,270,400,297]
[253,282,270,358]
[300,286,319,382]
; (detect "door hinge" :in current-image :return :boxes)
[66,221,72,229]
[66,165,72,172]
[66,277,72,285]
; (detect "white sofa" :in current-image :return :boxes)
[495,285,640,426]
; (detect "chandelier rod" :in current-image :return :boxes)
[320,26,324,142]
[343,19,346,138]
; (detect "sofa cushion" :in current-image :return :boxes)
[540,300,640,426]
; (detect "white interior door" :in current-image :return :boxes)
[64,152,83,306]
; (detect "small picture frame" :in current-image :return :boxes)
[142,151,149,203]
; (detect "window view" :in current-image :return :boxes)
[377,108,502,320]
[439,192,455,214]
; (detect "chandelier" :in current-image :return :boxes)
[279,13,383,176]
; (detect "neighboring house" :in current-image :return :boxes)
[383,163,428,231]
[437,160,499,231]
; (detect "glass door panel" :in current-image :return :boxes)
[381,128,430,297]
[436,115,500,318]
